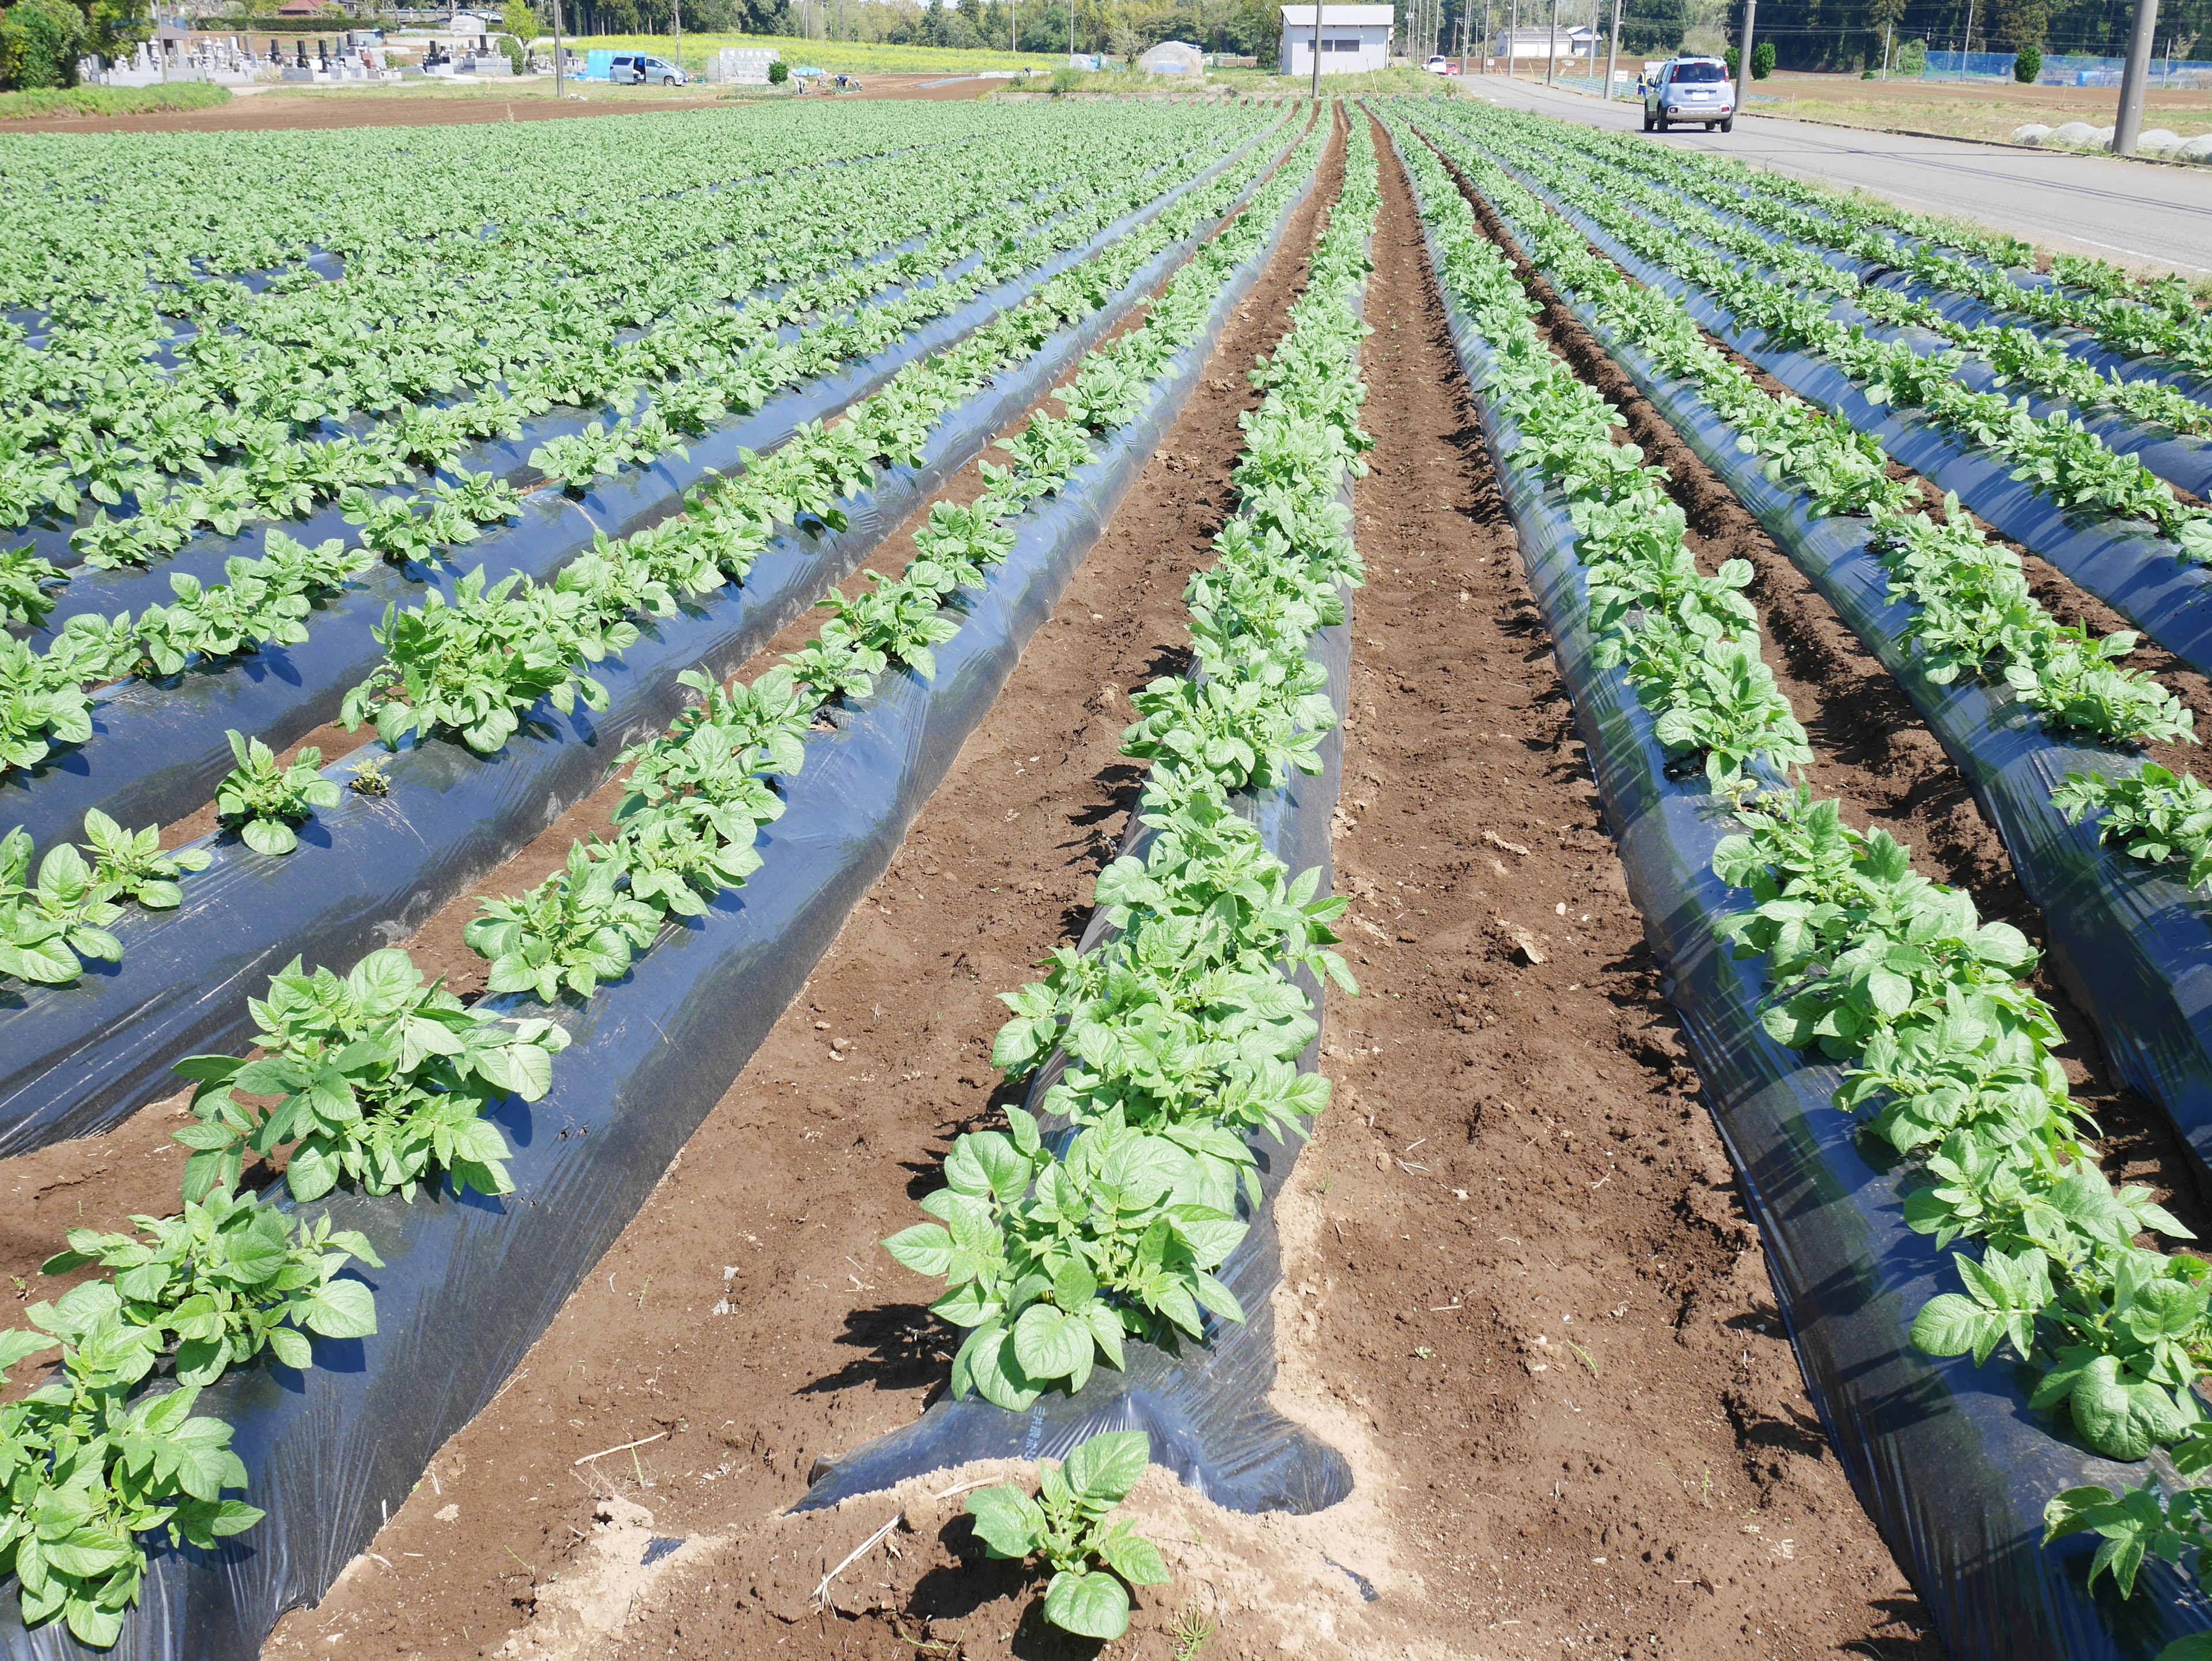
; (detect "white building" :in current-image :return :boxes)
[1278,5,1393,75]
[1489,22,1597,58]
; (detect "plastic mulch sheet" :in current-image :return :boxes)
[0,135,1300,1161]
[1505,225,2212,1191]
[1388,126,2212,1661]
[0,158,1314,1661]
[1495,166,2212,687]
[0,120,1291,859]
[797,292,1362,1515]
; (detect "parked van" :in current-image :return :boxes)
[609,52,685,85]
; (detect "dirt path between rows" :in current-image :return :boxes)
[1425,123,2211,1238]
[248,109,1943,1661]
[256,109,1348,1661]
[0,111,1320,1308]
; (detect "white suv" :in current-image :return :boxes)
[1641,56,1734,131]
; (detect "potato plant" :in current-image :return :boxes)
[882,117,1377,1417]
[966,1431,1170,1639]
[1389,97,2212,1617]
[171,947,568,1204]
[214,731,342,857]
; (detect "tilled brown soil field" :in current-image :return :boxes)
[234,109,1946,1660]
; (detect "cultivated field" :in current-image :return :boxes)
[3,88,2211,1661]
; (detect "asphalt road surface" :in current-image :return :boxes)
[1456,74,2212,274]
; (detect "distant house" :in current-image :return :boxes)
[1278,5,1392,75]
[1489,22,1597,58]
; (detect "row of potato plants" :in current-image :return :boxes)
[1563,130,2212,432]
[1421,104,2212,910]
[1450,104,2212,559]
[1408,106,2212,901]
[0,107,1300,1000]
[0,104,1104,489]
[886,114,1371,1386]
[2,113,1233,614]
[1523,123,2212,479]
[0,123,1282,833]
[1581,129,2212,377]
[16,112,1253,580]
[0,113,1328,1648]
[1384,101,2212,1619]
[876,111,1379,1640]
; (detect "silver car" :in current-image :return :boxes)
[1641,56,1734,132]
[610,52,685,85]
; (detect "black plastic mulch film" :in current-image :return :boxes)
[0,118,1308,1163]
[0,117,1282,861]
[1431,117,2212,1200]
[0,138,1320,1661]
[1652,179,2212,501]
[1447,124,2212,691]
[1380,113,2212,1661]
[799,326,1362,1526]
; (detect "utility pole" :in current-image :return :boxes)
[1507,0,1517,77]
[1960,0,1975,74]
[672,0,680,76]
[1309,1,1319,96]
[1067,0,1073,58]
[1737,0,1755,90]
[2115,0,2160,152]
[1544,0,1556,82]
[1603,0,1619,95]
[1881,17,1892,76]
[551,0,563,97]
[1482,0,1490,70]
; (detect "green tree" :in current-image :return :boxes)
[1,0,88,86]
[85,0,149,61]
[1867,0,1906,64]
[1751,35,1772,74]
[2013,39,2040,75]
[1990,0,2047,49]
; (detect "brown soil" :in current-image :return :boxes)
[234,108,1945,1661]
[0,107,1322,1329]
[1426,131,2212,1237]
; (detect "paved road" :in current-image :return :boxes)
[1454,74,2212,274]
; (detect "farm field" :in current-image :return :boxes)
[6,86,2212,1661]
